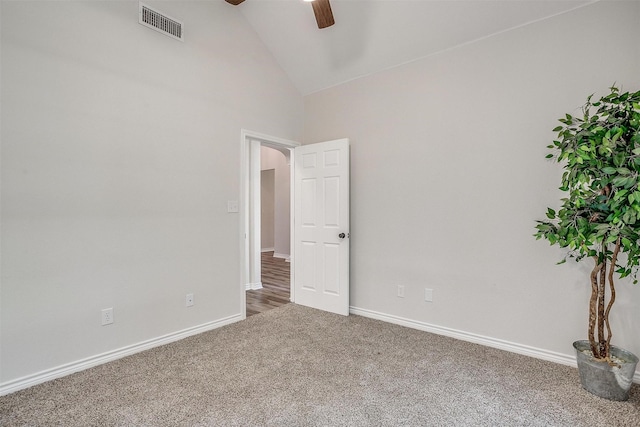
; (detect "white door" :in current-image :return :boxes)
[294,139,349,316]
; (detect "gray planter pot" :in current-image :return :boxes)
[573,340,638,401]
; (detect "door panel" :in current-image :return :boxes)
[294,139,349,316]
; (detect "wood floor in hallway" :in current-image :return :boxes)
[246,251,290,317]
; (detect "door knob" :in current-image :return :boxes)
[339,233,346,239]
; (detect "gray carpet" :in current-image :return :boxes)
[1,304,639,426]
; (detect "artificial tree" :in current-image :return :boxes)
[535,85,640,362]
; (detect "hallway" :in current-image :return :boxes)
[246,252,290,316]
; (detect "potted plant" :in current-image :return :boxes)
[535,85,639,401]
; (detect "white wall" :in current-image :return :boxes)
[260,146,291,257]
[1,1,302,387]
[261,169,276,250]
[304,1,640,372]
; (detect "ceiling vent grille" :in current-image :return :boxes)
[139,3,183,41]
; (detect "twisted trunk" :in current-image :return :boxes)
[587,239,620,360]
[589,257,602,357]
[603,238,621,358]
[597,248,607,358]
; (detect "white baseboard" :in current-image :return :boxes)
[273,253,289,260]
[261,248,274,253]
[245,282,263,290]
[349,306,640,384]
[0,313,243,396]
[4,307,637,397]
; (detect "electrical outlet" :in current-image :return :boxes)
[397,285,405,298]
[227,200,239,213]
[101,308,114,325]
[186,293,194,307]
[424,288,433,302]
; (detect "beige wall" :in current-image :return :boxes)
[261,169,276,250]
[260,146,291,257]
[1,0,302,386]
[304,1,640,371]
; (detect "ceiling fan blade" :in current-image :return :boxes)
[311,0,335,29]
[225,0,245,5]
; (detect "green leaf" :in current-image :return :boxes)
[613,176,628,187]
[627,211,637,224]
[614,189,629,200]
[606,234,619,244]
[617,167,631,175]
[602,167,617,174]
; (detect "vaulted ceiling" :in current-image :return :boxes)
[231,0,593,95]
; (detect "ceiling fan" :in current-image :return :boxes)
[225,0,335,29]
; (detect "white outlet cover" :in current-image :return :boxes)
[101,308,114,325]
[424,288,433,302]
[227,200,239,213]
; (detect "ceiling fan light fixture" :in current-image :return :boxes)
[225,0,334,30]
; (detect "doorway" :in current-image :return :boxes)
[239,130,299,319]
[246,147,291,316]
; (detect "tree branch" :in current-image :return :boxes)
[598,242,607,358]
[603,237,621,358]
[589,256,602,357]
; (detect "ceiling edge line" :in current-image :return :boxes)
[302,0,600,97]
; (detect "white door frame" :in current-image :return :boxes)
[239,129,300,319]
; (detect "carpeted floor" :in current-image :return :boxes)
[1,304,639,426]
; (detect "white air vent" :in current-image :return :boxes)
[139,2,183,41]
